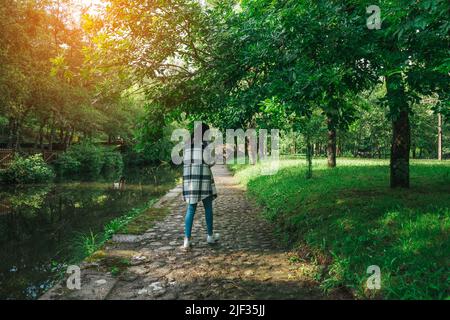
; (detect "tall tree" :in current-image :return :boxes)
[373,0,449,187]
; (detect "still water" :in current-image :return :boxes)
[0,166,179,299]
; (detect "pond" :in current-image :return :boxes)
[0,165,180,300]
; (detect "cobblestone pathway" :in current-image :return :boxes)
[42,165,331,300]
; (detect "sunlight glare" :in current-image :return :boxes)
[71,0,104,24]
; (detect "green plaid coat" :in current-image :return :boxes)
[182,144,217,204]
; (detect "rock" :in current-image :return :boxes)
[149,261,165,269]
[137,288,148,295]
[157,246,174,251]
[153,267,171,277]
[153,288,167,297]
[148,281,164,292]
[95,279,107,286]
[120,272,138,282]
[112,234,141,243]
[159,292,177,300]
[128,266,148,275]
[133,255,147,261]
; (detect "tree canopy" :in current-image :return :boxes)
[0,0,448,185]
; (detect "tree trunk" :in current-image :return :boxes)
[49,124,55,152]
[14,120,21,151]
[326,115,337,167]
[7,119,15,149]
[59,128,64,144]
[68,127,74,147]
[293,132,296,155]
[39,125,44,151]
[390,109,410,187]
[387,74,410,188]
[438,113,442,160]
[306,136,313,179]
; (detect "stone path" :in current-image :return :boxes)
[41,165,339,300]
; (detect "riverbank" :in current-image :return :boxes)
[40,184,183,300]
[0,165,179,299]
[229,158,450,299]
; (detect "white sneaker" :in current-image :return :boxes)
[183,237,191,249]
[207,233,220,244]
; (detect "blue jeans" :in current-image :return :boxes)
[185,196,213,238]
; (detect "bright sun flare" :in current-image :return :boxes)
[69,0,104,24]
[73,0,103,16]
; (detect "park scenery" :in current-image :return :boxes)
[0,0,448,301]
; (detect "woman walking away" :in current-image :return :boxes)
[182,122,218,249]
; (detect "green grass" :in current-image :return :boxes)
[73,198,159,260]
[230,158,450,299]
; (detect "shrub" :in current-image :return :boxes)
[0,154,55,184]
[102,150,123,174]
[128,119,178,166]
[55,142,124,178]
[53,152,81,176]
[69,143,104,177]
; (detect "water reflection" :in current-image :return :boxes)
[0,166,179,299]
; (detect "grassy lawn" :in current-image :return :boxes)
[229,158,450,299]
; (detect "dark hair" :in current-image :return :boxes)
[190,122,210,147]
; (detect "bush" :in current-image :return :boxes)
[127,123,175,166]
[0,154,55,184]
[55,142,123,178]
[70,143,105,176]
[54,152,81,176]
[102,150,123,174]
[123,140,170,166]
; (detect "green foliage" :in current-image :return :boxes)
[6,186,51,215]
[102,150,124,174]
[102,0,448,186]
[129,137,172,165]
[75,231,99,257]
[73,198,159,260]
[0,154,55,184]
[110,266,120,277]
[231,158,450,299]
[0,0,139,153]
[53,152,81,177]
[130,113,179,164]
[70,143,105,177]
[55,143,123,178]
